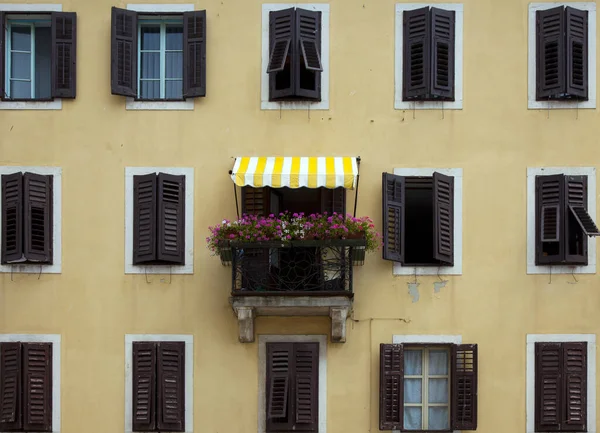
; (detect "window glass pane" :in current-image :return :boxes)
[11,52,31,80]
[403,407,422,430]
[428,407,449,430]
[404,378,422,403]
[428,378,449,404]
[166,52,183,79]
[404,350,422,375]
[140,26,160,50]
[166,80,183,99]
[11,80,30,98]
[428,350,449,375]
[140,52,160,79]
[11,26,31,52]
[140,80,160,99]
[166,25,183,50]
[35,26,51,99]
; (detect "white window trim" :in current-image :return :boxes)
[0,334,61,433]
[526,334,596,433]
[125,4,194,111]
[125,167,194,274]
[124,334,194,433]
[0,4,62,110]
[258,335,327,433]
[528,3,597,110]
[394,3,464,111]
[527,167,596,274]
[0,166,62,274]
[261,4,330,110]
[392,168,463,275]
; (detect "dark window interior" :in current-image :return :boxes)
[275,187,322,215]
[275,58,292,92]
[300,64,317,92]
[567,211,585,256]
[541,238,560,257]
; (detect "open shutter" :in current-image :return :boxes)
[23,173,53,263]
[183,10,206,98]
[535,342,562,432]
[430,8,455,100]
[565,7,588,100]
[452,344,477,430]
[269,8,295,100]
[433,172,454,265]
[0,342,22,431]
[157,173,185,265]
[294,343,318,430]
[535,175,565,265]
[51,12,77,99]
[1,173,23,264]
[157,342,185,432]
[23,343,52,432]
[382,173,404,262]
[320,188,346,215]
[132,342,157,432]
[403,7,431,100]
[242,186,271,216]
[0,13,6,100]
[111,7,137,97]
[562,342,587,431]
[266,343,293,431]
[295,9,321,100]
[565,176,589,264]
[133,174,157,264]
[536,7,566,100]
[379,344,403,430]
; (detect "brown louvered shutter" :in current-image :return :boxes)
[382,173,404,262]
[269,8,295,100]
[565,7,588,100]
[1,173,23,264]
[320,188,346,215]
[403,7,430,100]
[183,10,206,98]
[266,343,293,432]
[565,176,588,264]
[23,343,52,432]
[535,175,565,265]
[23,173,53,264]
[430,8,455,100]
[111,7,137,97]
[133,174,157,264]
[242,186,271,216]
[535,342,562,432]
[51,12,77,99]
[157,342,185,432]
[132,342,157,432]
[433,172,454,265]
[562,342,587,431]
[0,13,6,100]
[536,7,566,100]
[294,343,318,430]
[295,9,321,101]
[379,344,403,430]
[452,344,477,430]
[0,342,22,431]
[157,173,185,265]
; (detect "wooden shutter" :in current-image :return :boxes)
[183,10,206,98]
[157,173,185,265]
[0,13,5,100]
[242,186,271,216]
[51,12,77,99]
[562,342,587,431]
[295,9,321,100]
[157,342,185,432]
[379,344,403,430]
[536,7,566,100]
[535,342,562,432]
[269,8,295,100]
[433,172,454,265]
[565,176,588,264]
[430,8,455,100]
[403,7,431,100]
[535,175,565,265]
[320,188,346,215]
[452,344,477,430]
[132,342,157,432]
[1,173,23,264]
[111,7,137,97]
[23,343,52,432]
[266,343,293,431]
[294,343,318,430]
[566,7,588,100]
[382,173,404,262]
[23,173,53,263]
[0,342,22,431]
[133,174,157,264]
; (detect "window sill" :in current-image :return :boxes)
[125,98,194,111]
[125,263,193,275]
[0,263,61,274]
[0,99,61,110]
[528,98,597,110]
[393,264,462,276]
[394,98,463,110]
[261,100,329,110]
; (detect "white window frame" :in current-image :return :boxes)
[392,168,463,276]
[124,167,194,274]
[124,334,194,433]
[126,4,194,111]
[526,167,596,274]
[394,3,464,111]
[261,4,330,111]
[258,335,327,433]
[0,166,62,274]
[526,334,596,433]
[0,4,61,110]
[0,334,61,433]
[528,3,597,110]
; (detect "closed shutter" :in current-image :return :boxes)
[562,342,587,431]
[269,8,295,100]
[565,7,588,100]
[430,8,455,100]
[133,174,157,264]
[23,343,52,432]
[433,172,454,265]
[132,342,157,432]
[111,7,137,97]
[51,12,77,99]
[157,173,185,265]
[379,344,403,430]
[451,344,477,430]
[565,176,589,264]
[403,7,431,100]
[183,10,206,98]
[535,342,562,432]
[320,188,346,215]
[23,173,53,264]
[536,7,566,100]
[382,173,405,262]
[1,173,23,263]
[0,342,22,431]
[0,13,6,100]
[242,186,271,216]
[266,343,293,431]
[157,342,185,432]
[294,343,318,430]
[295,8,322,101]
[535,175,565,265]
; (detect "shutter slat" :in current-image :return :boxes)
[430,8,455,100]
[403,7,431,100]
[51,12,77,99]
[111,7,137,97]
[266,343,293,431]
[23,173,53,264]
[23,343,52,432]
[157,342,185,432]
[0,342,22,431]
[562,342,587,431]
[379,344,403,430]
[269,8,295,100]
[433,172,454,265]
[294,8,322,100]
[541,205,561,242]
[1,173,24,263]
[294,343,318,428]
[267,38,291,73]
[183,10,206,98]
[535,342,562,432]
[132,342,156,431]
[157,173,185,265]
[566,7,588,100]
[536,7,567,100]
[535,174,566,265]
[565,175,588,264]
[320,187,346,215]
[382,173,405,262]
[452,344,477,430]
[242,187,271,216]
[133,174,158,264]
[300,38,322,71]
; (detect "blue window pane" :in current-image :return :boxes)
[140,52,160,79]
[428,350,449,375]
[35,26,52,99]
[11,80,30,98]
[141,26,160,50]
[166,52,183,79]
[404,378,422,403]
[11,26,31,52]
[403,407,422,430]
[166,26,183,50]
[140,80,160,99]
[404,350,422,375]
[428,407,449,430]
[166,80,183,99]
[428,379,449,404]
[11,52,31,80]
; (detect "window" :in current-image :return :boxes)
[379,343,477,431]
[242,186,345,217]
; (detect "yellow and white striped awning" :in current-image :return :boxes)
[231,157,359,189]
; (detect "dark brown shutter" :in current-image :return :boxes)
[379,344,403,430]
[183,10,206,98]
[133,174,157,265]
[566,7,588,100]
[242,186,271,216]
[23,343,52,432]
[111,7,137,97]
[565,175,588,264]
[0,13,5,100]
[23,173,53,264]
[562,342,587,431]
[535,342,562,432]
[132,342,157,432]
[51,12,77,99]
[430,8,455,100]
[268,39,291,73]
[295,9,321,101]
[382,173,404,262]
[567,174,599,236]
[157,342,185,432]
[1,173,23,264]
[320,188,346,215]
[157,173,185,265]
[266,343,293,431]
[433,172,454,265]
[535,175,565,265]
[403,7,430,100]
[536,7,566,100]
[294,343,318,430]
[269,8,295,100]
[452,344,477,430]
[0,342,22,431]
